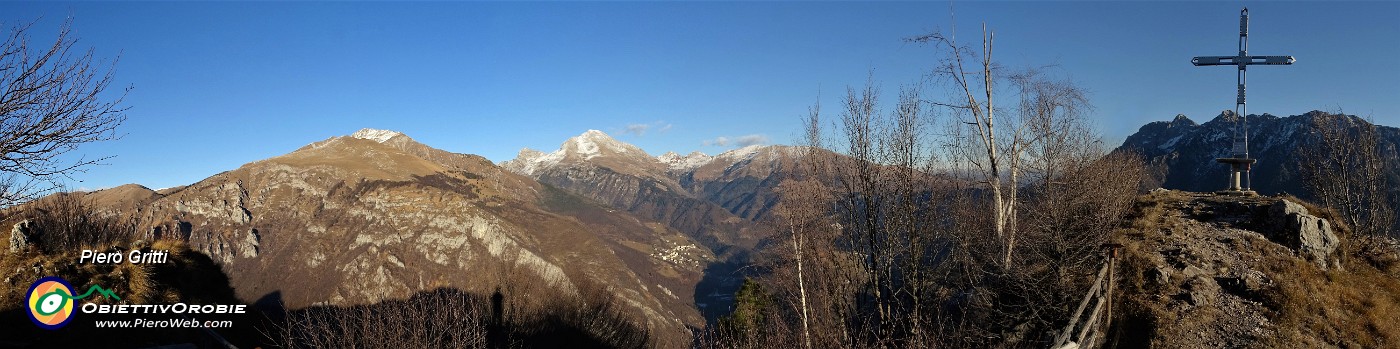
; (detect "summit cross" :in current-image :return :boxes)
[1192,7,1295,195]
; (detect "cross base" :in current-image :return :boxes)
[1215,157,1258,196]
[1215,189,1258,196]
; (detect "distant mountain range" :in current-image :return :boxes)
[1115,110,1400,196]
[18,110,1392,345]
[502,129,797,251]
[23,128,800,345]
[501,129,801,319]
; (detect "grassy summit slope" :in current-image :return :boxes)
[1115,190,1400,348]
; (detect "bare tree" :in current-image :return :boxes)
[784,112,864,347]
[1298,111,1397,253]
[1012,68,1095,193]
[782,99,828,349]
[274,288,489,349]
[0,19,128,206]
[909,23,1030,268]
[714,13,1149,349]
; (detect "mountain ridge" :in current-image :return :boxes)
[1116,110,1400,195]
[31,128,718,346]
[499,129,809,319]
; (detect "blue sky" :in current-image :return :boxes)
[3,1,1396,191]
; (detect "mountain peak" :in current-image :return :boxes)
[657,150,713,171]
[350,128,405,143]
[1171,114,1197,127]
[517,147,546,159]
[561,129,648,160]
[501,130,652,176]
[574,129,622,146]
[1117,110,1400,195]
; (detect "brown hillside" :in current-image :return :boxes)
[17,131,714,346]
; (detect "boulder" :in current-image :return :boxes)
[1268,200,1338,269]
[1183,275,1220,307]
[9,219,34,253]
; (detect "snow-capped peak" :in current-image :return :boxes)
[501,130,653,176]
[350,128,405,143]
[561,129,648,160]
[657,151,713,171]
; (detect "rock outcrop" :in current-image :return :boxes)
[1267,199,1338,268]
[1115,190,1398,348]
[8,219,33,253]
[1119,191,1286,348]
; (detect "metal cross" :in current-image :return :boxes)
[1192,7,1295,194]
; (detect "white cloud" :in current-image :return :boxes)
[623,124,650,136]
[702,136,731,147]
[735,134,769,147]
[619,121,673,136]
[703,134,768,148]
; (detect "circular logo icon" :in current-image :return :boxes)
[26,276,76,330]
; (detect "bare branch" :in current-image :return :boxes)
[0,18,128,206]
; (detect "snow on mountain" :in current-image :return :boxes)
[1158,135,1185,150]
[564,129,651,159]
[501,130,655,176]
[350,128,405,143]
[1116,110,1400,195]
[657,151,682,163]
[657,151,713,171]
[502,129,803,180]
[714,144,767,163]
[501,147,564,176]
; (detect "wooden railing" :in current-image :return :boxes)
[1051,244,1121,349]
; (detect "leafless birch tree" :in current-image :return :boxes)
[908,23,1030,268]
[717,16,1146,349]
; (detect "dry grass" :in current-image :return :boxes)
[275,278,651,349]
[1368,244,1400,278]
[1114,191,1400,349]
[1129,199,1167,233]
[1259,249,1400,348]
[0,239,212,311]
[270,137,448,180]
[0,192,234,309]
[1127,190,1188,233]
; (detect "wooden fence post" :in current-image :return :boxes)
[1100,243,1123,348]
